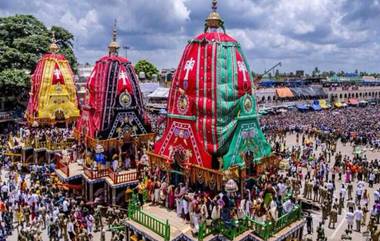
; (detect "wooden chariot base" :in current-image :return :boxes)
[73,129,155,152]
[26,114,78,126]
[147,151,281,192]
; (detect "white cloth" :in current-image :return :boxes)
[282,200,294,213]
[354,209,363,221]
[346,212,354,225]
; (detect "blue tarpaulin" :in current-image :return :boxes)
[259,79,276,88]
[296,104,309,111]
[311,100,322,111]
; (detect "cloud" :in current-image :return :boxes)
[0,0,379,73]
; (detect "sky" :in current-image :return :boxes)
[1,0,380,73]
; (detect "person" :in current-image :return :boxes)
[356,185,364,206]
[354,207,363,232]
[316,222,327,241]
[67,218,75,241]
[124,155,131,170]
[338,193,344,215]
[347,182,353,200]
[282,198,294,214]
[112,158,118,172]
[62,199,70,214]
[322,201,328,223]
[347,198,355,211]
[363,204,369,226]
[369,172,375,188]
[328,206,338,229]
[346,207,354,231]
[100,228,106,241]
[306,212,313,234]
[86,213,94,234]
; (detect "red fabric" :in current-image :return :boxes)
[117,64,132,95]
[195,32,237,42]
[154,31,254,169]
[235,49,252,96]
[76,55,140,139]
[52,63,65,85]
[153,119,212,168]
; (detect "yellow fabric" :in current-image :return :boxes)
[334,102,342,108]
[36,57,79,121]
[319,99,329,109]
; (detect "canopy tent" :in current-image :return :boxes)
[334,101,343,108]
[147,87,169,99]
[319,99,329,109]
[284,80,304,87]
[290,86,326,98]
[296,104,309,111]
[276,87,294,98]
[140,82,160,96]
[258,79,276,88]
[348,98,359,106]
[311,100,322,111]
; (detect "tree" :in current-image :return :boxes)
[51,26,78,72]
[134,60,159,81]
[0,15,77,96]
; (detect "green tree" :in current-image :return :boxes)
[134,60,159,81]
[0,15,77,97]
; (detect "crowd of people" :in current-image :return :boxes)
[0,155,131,241]
[139,167,299,235]
[7,126,73,150]
[269,128,380,240]
[260,105,380,149]
[0,103,379,240]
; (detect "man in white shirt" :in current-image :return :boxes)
[86,214,94,234]
[374,189,380,203]
[356,186,363,205]
[369,173,376,188]
[282,199,294,214]
[340,184,347,202]
[354,207,363,232]
[326,181,334,199]
[67,219,75,241]
[346,208,354,231]
[62,199,69,214]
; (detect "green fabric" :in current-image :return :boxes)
[216,42,240,155]
[223,94,272,170]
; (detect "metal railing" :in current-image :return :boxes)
[83,168,109,179]
[198,205,302,241]
[83,167,139,185]
[108,168,138,184]
[248,204,302,240]
[198,218,250,241]
[128,195,170,241]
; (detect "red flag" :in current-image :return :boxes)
[117,65,132,95]
[52,63,65,85]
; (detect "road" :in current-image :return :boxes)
[283,133,379,241]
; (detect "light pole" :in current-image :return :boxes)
[123,45,130,58]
